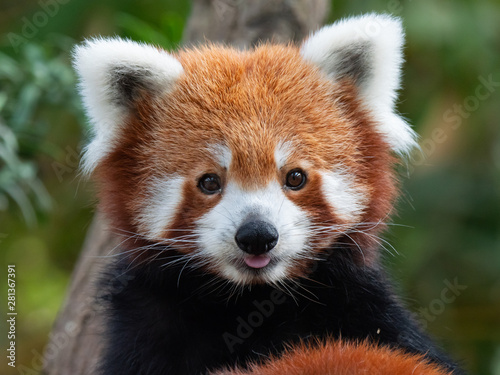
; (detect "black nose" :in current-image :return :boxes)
[235,220,279,255]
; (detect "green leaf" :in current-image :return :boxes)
[11,83,41,130]
[4,183,36,227]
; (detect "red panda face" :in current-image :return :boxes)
[74,15,416,285]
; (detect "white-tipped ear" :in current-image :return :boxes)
[301,14,417,154]
[73,37,183,174]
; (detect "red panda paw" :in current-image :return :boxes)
[212,340,454,375]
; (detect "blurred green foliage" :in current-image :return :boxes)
[0,38,81,227]
[0,1,499,374]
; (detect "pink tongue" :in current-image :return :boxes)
[244,255,271,269]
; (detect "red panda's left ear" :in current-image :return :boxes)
[300,13,418,154]
[72,38,183,174]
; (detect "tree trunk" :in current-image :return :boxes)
[43,1,329,374]
[183,0,329,48]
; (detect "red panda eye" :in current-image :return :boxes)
[285,169,307,190]
[198,174,222,195]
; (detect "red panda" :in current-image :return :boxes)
[73,13,461,375]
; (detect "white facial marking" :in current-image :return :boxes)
[208,144,232,169]
[196,181,311,285]
[319,169,368,222]
[274,141,293,170]
[137,175,185,239]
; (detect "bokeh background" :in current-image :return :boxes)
[0,1,499,374]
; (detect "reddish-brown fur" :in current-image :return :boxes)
[95,43,396,268]
[212,340,454,375]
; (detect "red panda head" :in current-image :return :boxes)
[74,14,416,285]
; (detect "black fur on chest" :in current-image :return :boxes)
[98,247,459,375]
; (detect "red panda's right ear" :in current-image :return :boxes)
[72,38,183,174]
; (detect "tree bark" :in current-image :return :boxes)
[43,1,329,374]
[183,0,329,48]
